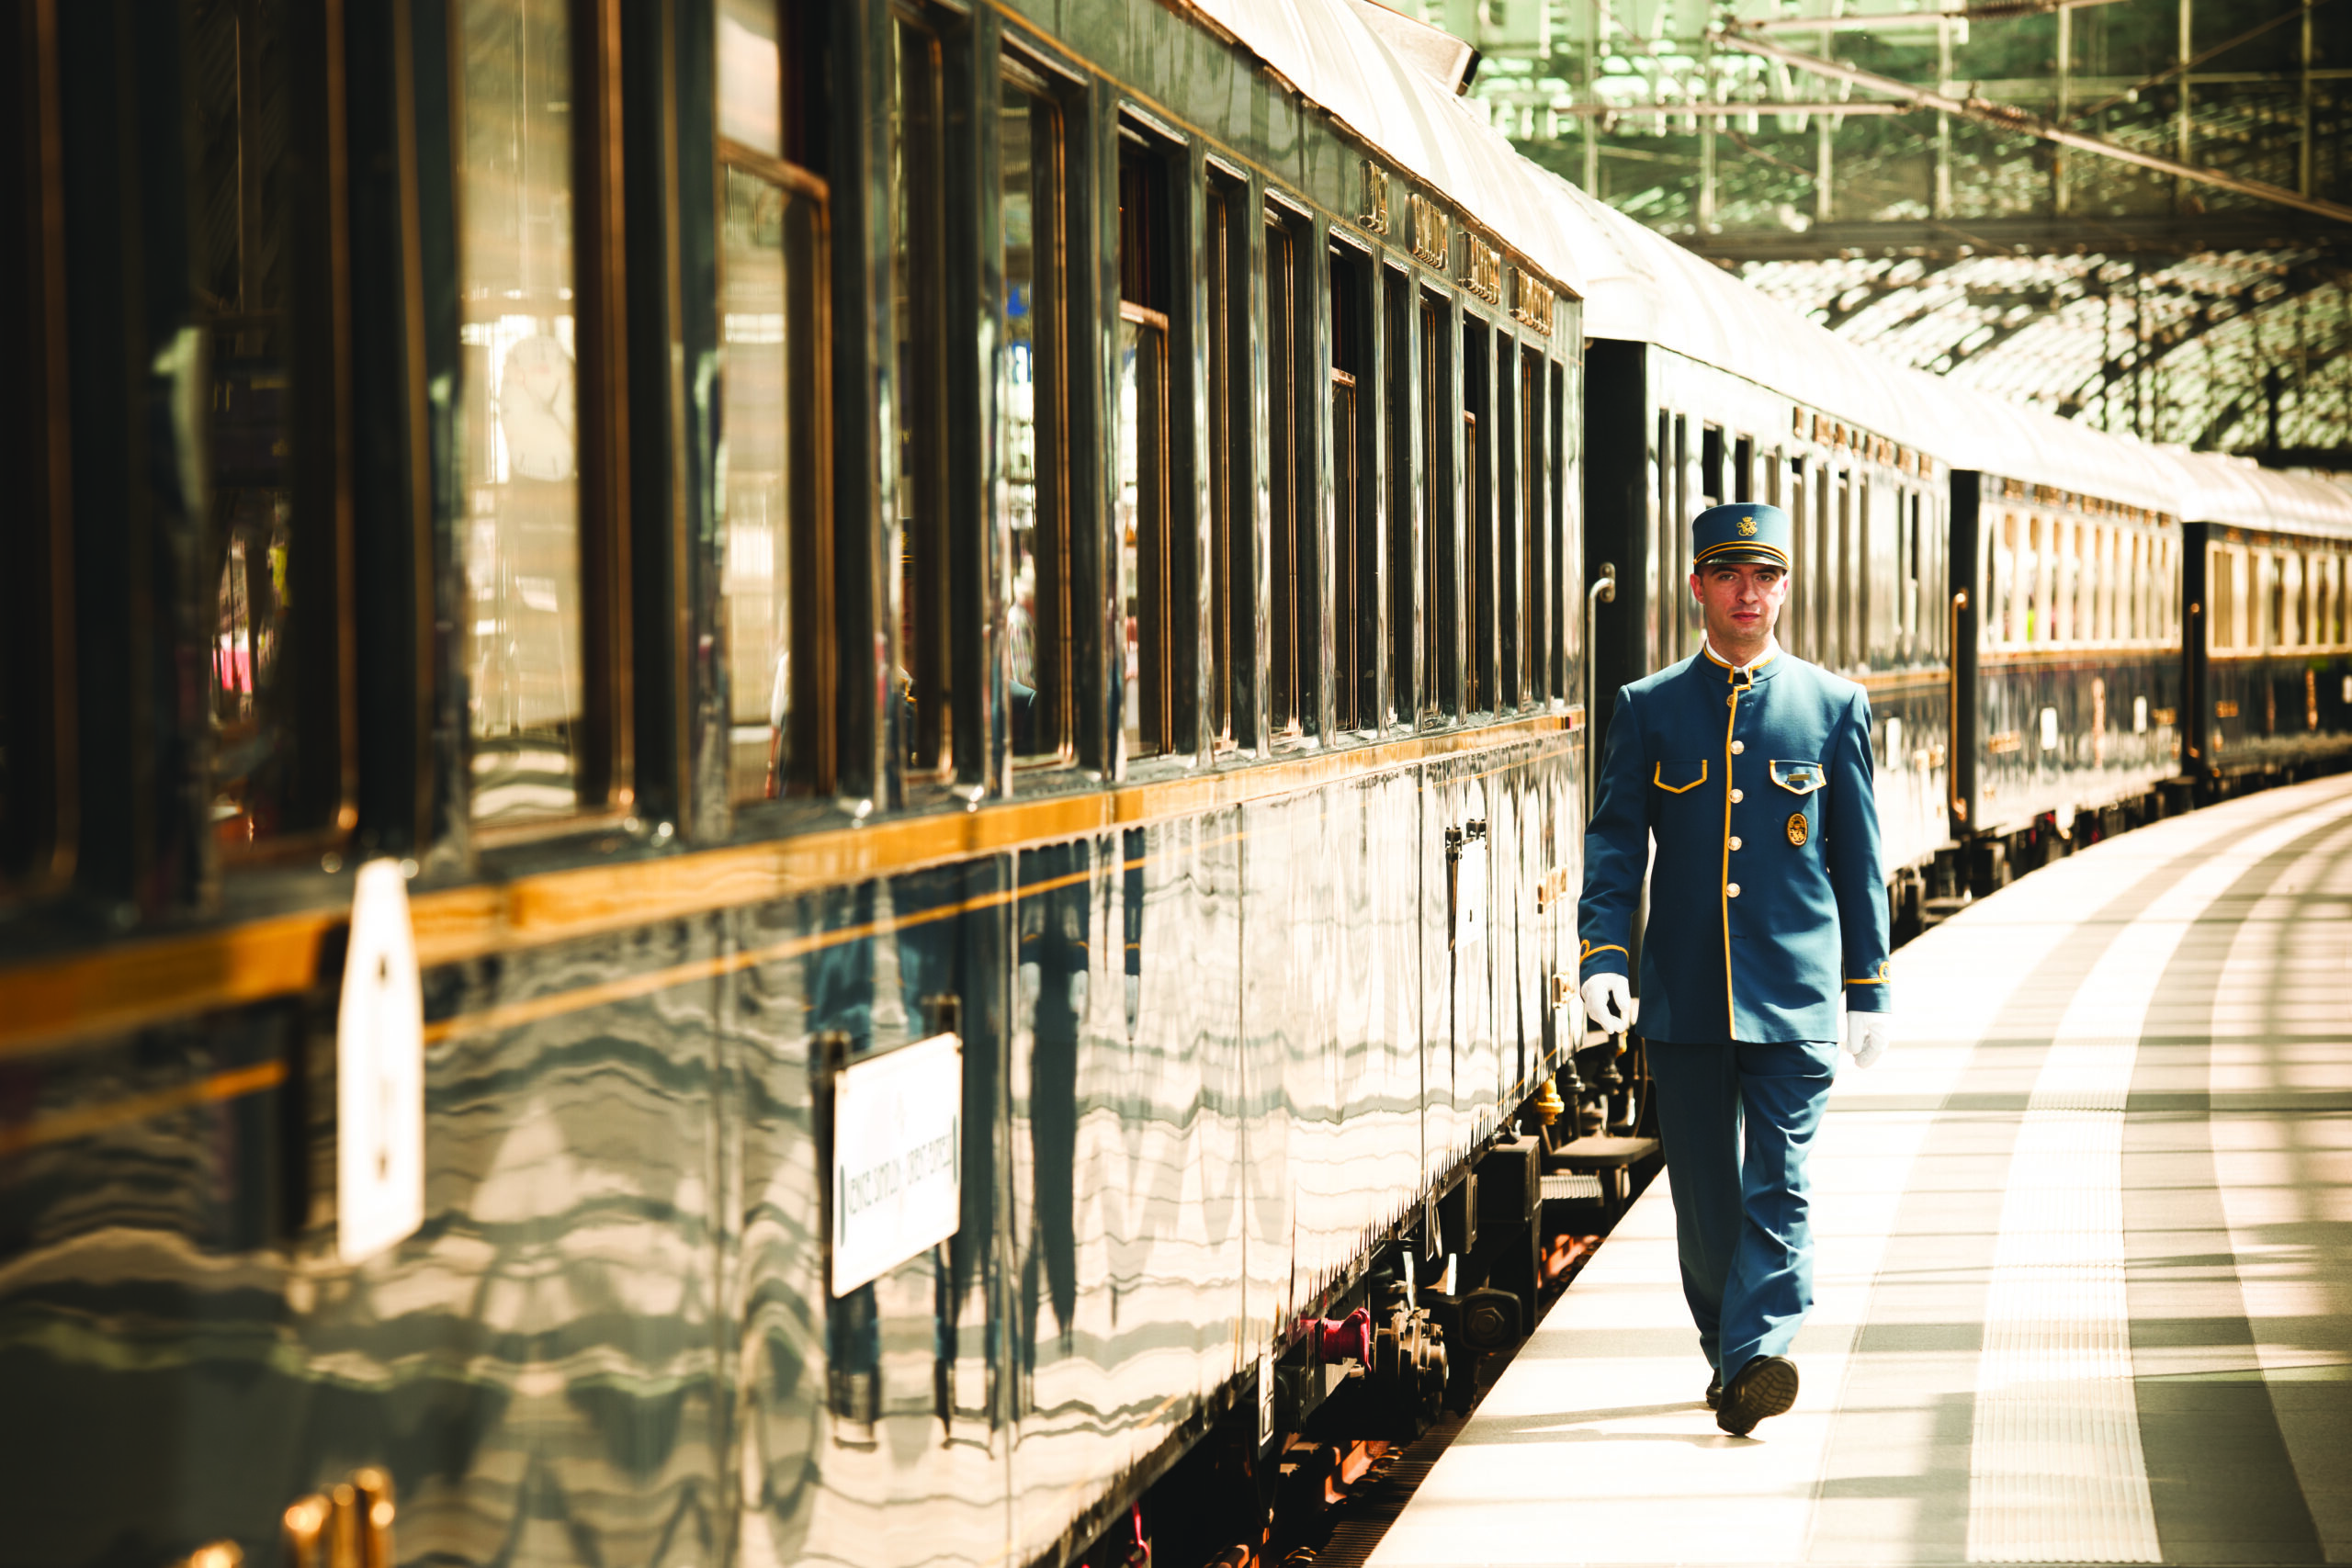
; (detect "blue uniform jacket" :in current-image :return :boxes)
[1577,645,1892,1043]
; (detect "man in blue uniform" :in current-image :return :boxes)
[1577,501,1893,1438]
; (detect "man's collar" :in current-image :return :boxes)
[1700,636,1781,678]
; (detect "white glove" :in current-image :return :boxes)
[1844,1011,1892,1069]
[1580,974,1633,1035]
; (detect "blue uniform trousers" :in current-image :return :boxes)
[1647,1038,1838,1379]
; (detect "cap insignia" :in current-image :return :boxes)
[1738,517,1758,536]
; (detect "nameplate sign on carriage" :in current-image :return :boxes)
[831,1032,963,1295]
[336,860,427,1265]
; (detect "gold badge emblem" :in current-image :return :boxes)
[1786,811,1809,847]
[1738,517,1758,536]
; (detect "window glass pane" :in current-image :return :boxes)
[1419,295,1443,716]
[1266,216,1300,736]
[717,0,782,156]
[1329,247,1363,733]
[1118,147,1172,761]
[1463,323,1489,708]
[1118,317,1170,759]
[719,168,824,801]
[1520,350,1542,703]
[1206,184,1238,749]
[1385,269,1412,727]
[892,18,947,773]
[1004,79,1065,763]
[458,0,585,826]
[189,0,322,852]
[1333,368,1358,730]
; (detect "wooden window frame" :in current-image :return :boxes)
[1516,344,1544,709]
[1001,54,1077,773]
[452,0,640,838]
[1418,287,1454,723]
[1116,118,1183,763]
[2,0,75,898]
[1204,165,1250,752]
[1462,315,1494,712]
[891,5,954,783]
[181,0,363,869]
[715,143,835,805]
[1384,263,1414,728]
[1328,234,1374,735]
[1550,355,1568,705]
[1263,198,1313,741]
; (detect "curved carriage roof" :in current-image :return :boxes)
[1545,168,2352,539]
[1177,2,2352,541]
[1185,0,1586,299]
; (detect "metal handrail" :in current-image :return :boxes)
[1584,563,1617,819]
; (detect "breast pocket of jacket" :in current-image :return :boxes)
[1771,759,1826,846]
[1653,759,1709,795]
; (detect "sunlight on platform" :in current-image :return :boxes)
[1369,775,2352,1568]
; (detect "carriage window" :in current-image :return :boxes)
[1118,133,1176,761]
[1205,175,1245,750]
[2132,532,2148,642]
[889,16,950,776]
[1518,347,1544,705]
[1330,243,1372,732]
[1005,70,1070,764]
[1733,434,1754,504]
[1813,458,1835,658]
[1419,291,1451,718]
[1266,209,1308,738]
[1785,456,1806,650]
[1494,344,1518,705]
[1992,514,2013,647]
[1385,267,1413,726]
[1543,359,1561,700]
[458,0,606,825]
[1906,493,1923,652]
[2023,515,2045,644]
[2212,545,2239,650]
[1463,320,1493,710]
[4,0,72,892]
[2059,519,2079,644]
[716,6,829,802]
[189,0,345,854]
[2108,525,2124,643]
[1700,425,1724,510]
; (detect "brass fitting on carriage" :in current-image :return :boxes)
[280,1468,397,1568]
[162,1468,394,1568]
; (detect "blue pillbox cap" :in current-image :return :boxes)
[1693,502,1792,570]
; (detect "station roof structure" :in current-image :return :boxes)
[1400,0,2352,468]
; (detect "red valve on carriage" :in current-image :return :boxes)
[1311,1307,1373,1365]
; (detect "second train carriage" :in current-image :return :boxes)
[1557,167,2352,920]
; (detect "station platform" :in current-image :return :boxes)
[1368,773,2352,1568]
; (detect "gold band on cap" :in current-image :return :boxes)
[1695,540,1791,566]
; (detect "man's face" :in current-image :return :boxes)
[1689,560,1790,652]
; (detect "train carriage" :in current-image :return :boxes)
[2178,463,2352,792]
[1559,166,2352,919]
[0,3,1602,1566]
[7,1,2352,1565]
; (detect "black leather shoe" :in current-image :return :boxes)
[1716,1355,1799,1436]
[1704,1372,1722,1410]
